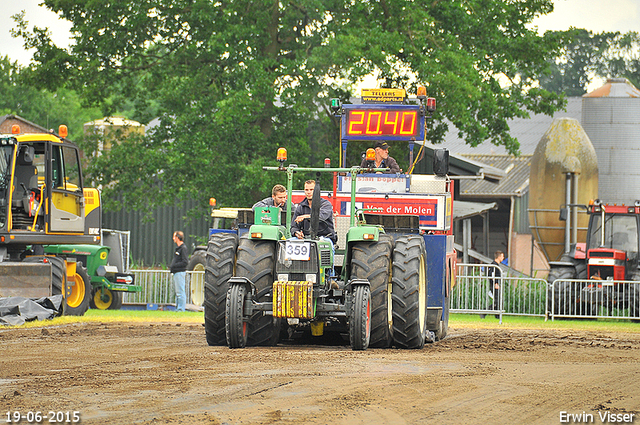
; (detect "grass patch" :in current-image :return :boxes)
[5,310,639,334]
[8,308,204,329]
[451,313,640,333]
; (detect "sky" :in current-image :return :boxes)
[0,0,639,67]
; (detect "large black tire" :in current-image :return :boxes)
[23,256,65,315]
[235,236,280,346]
[90,288,123,310]
[350,234,393,348]
[63,262,92,316]
[435,297,449,341]
[391,236,428,349]
[626,283,640,318]
[548,266,578,316]
[188,249,207,271]
[108,291,124,310]
[226,283,249,349]
[188,249,207,306]
[23,255,63,295]
[349,284,371,351]
[204,233,238,346]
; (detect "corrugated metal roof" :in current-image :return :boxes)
[458,154,532,198]
[436,97,582,156]
[583,78,640,98]
[453,200,498,221]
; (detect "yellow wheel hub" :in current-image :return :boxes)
[418,254,426,334]
[93,289,113,310]
[66,273,86,308]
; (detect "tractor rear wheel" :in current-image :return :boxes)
[63,262,92,316]
[226,283,249,348]
[235,236,280,346]
[23,255,64,297]
[188,249,207,305]
[350,234,393,348]
[204,233,238,346]
[392,236,428,349]
[349,284,371,350]
[548,266,578,316]
[435,298,449,341]
[627,283,640,318]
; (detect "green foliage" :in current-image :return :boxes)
[0,55,101,138]
[12,0,565,213]
[540,29,640,95]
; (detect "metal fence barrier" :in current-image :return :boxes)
[453,263,550,321]
[550,279,640,320]
[123,270,204,307]
[123,266,640,321]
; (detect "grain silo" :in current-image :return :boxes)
[582,78,640,204]
[528,118,599,262]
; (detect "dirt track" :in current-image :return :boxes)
[1,321,639,425]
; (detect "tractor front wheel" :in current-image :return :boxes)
[188,249,207,306]
[349,284,371,351]
[392,236,428,349]
[204,233,238,346]
[226,283,249,349]
[63,263,92,316]
[90,288,123,310]
[350,234,393,348]
[235,236,280,346]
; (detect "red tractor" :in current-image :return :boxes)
[548,200,640,317]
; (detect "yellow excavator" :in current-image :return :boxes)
[0,124,103,315]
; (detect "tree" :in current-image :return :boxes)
[539,29,640,95]
[0,55,101,138]
[13,0,564,212]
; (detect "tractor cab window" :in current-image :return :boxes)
[588,214,638,253]
[49,144,84,233]
[51,146,81,190]
[0,144,14,229]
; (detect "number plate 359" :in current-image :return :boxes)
[285,241,311,261]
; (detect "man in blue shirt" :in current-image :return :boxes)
[291,180,337,244]
[169,231,189,312]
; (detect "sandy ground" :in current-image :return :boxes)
[0,321,639,425]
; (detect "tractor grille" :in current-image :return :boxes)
[590,252,614,258]
[320,250,332,267]
[276,241,318,274]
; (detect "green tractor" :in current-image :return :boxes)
[43,244,140,311]
[204,155,444,350]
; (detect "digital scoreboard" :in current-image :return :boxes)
[340,104,425,142]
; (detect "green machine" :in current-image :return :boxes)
[43,244,141,310]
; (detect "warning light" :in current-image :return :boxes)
[209,198,217,207]
[59,125,68,138]
[277,147,287,169]
[417,86,427,99]
[11,125,20,134]
[324,158,331,168]
[426,98,436,113]
[365,148,376,162]
[330,98,341,112]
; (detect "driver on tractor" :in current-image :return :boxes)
[252,184,288,211]
[291,180,337,245]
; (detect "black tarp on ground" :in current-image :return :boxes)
[0,295,63,326]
